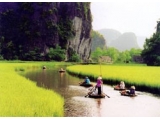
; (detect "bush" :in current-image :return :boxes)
[47,45,65,61]
[68,53,80,62]
[0,55,4,60]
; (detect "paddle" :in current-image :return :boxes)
[85,86,96,97]
[104,93,110,98]
[101,78,110,98]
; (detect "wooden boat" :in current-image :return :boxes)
[79,82,93,87]
[114,85,126,91]
[42,66,46,69]
[88,93,106,98]
[59,70,65,73]
[85,88,110,98]
[120,91,137,97]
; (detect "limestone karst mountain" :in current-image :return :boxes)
[0,2,92,62]
[98,29,141,51]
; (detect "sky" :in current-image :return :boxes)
[91,0,160,38]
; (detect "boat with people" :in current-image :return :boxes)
[85,86,110,98]
[79,76,93,87]
[114,85,126,91]
[120,86,137,97]
[114,81,126,91]
[120,91,137,97]
[79,82,93,87]
[42,66,47,69]
[88,92,106,98]
[59,68,65,73]
[59,70,65,73]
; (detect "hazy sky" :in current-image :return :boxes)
[91,0,160,38]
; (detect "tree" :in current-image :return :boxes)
[105,47,119,62]
[47,45,65,61]
[91,30,106,52]
[141,33,160,66]
[91,47,104,62]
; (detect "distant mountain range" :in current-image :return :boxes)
[98,29,146,51]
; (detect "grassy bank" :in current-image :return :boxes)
[66,64,160,94]
[0,61,69,117]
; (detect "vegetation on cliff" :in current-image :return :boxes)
[0,2,92,62]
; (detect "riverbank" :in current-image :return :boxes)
[66,64,160,95]
[0,61,70,116]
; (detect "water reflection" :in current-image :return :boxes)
[21,66,160,117]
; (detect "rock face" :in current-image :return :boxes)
[110,32,140,51]
[0,2,92,61]
[98,29,121,46]
[67,17,92,62]
[98,29,140,51]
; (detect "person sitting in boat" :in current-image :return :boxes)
[121,86,135,95]
[95,76,103,95]
[90,88,98,95]
[119,81,125,89]
[83,77,91,84]
[129,86,135,95]
[60,68,64,71]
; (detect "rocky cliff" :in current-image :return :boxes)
[98,29,140,51]
[0,2,92,62]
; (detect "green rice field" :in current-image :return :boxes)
[66,64,160,94]
[0,61,69,117]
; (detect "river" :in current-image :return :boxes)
[21,66,160,117]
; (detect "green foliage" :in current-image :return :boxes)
[0,54,3,60]
[141,33,160,66]
[91,47,103,62]
[24,50,40,61]
[58,17,74,48]
[67,47,80,62]
[83,2,90,19]
[68,53,80,62]
[91,30,106,51]
[91,46,142,63]
[76,2,91,20]
[105,47,119,62]
[47,45,65,61]
[130,48,142,57]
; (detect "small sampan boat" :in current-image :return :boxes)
[120,91,137,97]
[114,85,126,91]
[79,82,93,87]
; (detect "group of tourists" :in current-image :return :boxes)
[83,76,136,96]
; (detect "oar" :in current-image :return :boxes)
[85,91,93,97]
[135,92,143,95]
[101,79,110,98]
[104,93,110,98]
[84,94,89,97]
[85,86,96,97]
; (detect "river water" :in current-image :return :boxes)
[21,66,160,117]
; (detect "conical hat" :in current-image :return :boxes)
[98,76,102,79]
[131,86,135,89]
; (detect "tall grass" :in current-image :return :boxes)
[66,64,160,94]
[0,62,67,117]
